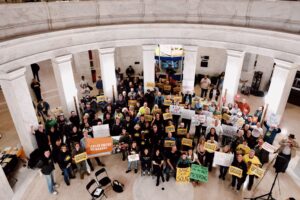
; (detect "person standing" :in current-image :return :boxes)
[152,149,165,186]
[243,150,261,190]
[126,65,135,79]
[58,144,75,186]
[40,150,59,195]
[95,76,103,95]
[231,154,247,192]
[200,75,211,98]
[31,78,42,101]
[31,63,40,82]
[37,99,50,122]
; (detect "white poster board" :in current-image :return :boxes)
[222,124,238,138]
[181,109,195,119]
[213,152,234,167]
[93,124,110,138]
[262,142,277,153]
[128,154,140,162]
[191,115,206,126]
[267,113,280,126]
[170,105,182,115]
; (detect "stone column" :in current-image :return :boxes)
[222,50,245,104]
[98,48,117,100]
[0,67,38,156]
[142,45,156,92]
[52,55,78,116]
[265,59,297,122]
[0,167,13,200]
[182,46,198,93]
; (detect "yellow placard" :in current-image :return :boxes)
[164,100,172,106]
[152,108,162,115]
[97,95,107,102]
[173,87,181,93]
[173,96,182,103]
[74,152,88,163]
[145,114,153,122]
[182,138,193,147]
[160,78,166,83]
[229,166,243,178]
[163,113,173,120]
[204,142,217,153]
[164,140,176,147]
[177,128,188,135]
[249,164,265,178]
[164,85,171,91]
[128,100,137,107]
[222,113,231,121]
[146,82,155,88]
[156,83,164,89]
[165,125,175,133]
[176,167,191,183]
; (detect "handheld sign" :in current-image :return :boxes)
[176,167,191,183]
[170,105,182,115]
[190,164,208,182]
[182,138,193,147]
[173,96,182,103]
[262,142,277,153]
[177,128,188,135]
[146,82,155,88]
[181,109,195,120]
[145,115,153,122]
[128,154,140,162]
[164,85,172,91]
[249,164,265,178]
[74,152,88,163]
[97,95,107,102]
[163,113,173,120]
[229,166,243,178]
[93,124,110,138]
[165,125,175,133]
[152,108,162,115]
[164,100,172,106]
[213,152,234,167]
[86,137,113,158]
[164,140,176,147]
[221,124,238,138]
[128,100,137,107]
[204,142,217,153]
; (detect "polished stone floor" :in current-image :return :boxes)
[0,64,299,200]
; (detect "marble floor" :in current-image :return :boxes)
[0,65,299,200]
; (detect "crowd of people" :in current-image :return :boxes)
[29,66,299,196]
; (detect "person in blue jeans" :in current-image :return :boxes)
[40,150,59,195]
[58,144,75,185]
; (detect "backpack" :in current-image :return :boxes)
[112,180,124,193]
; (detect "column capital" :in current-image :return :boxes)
[52,54,73,64]
[98,47,115,55]
[0,66,26,81]
[274,59,298,70]
[226,50,245,58]
[142,45,157,51]
[183,45,198,52]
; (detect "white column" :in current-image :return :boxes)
[142,45,156,92]
[98,48,117,99]
[222,50,245,104]
[265,59,297,122]
[52,55,78,116]
[0,167,13,200]
[182,46,198,93]
[0,67,38,156]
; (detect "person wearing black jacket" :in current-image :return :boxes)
[152,148,165,186]
[141,148,152,175]
[58,144,75,186]
[69,111,80,128]
[231,154,247,191]
[31,63,40,82]
[32,125,50,152]
[40,150,58,195]
[119,128,131,161]
[31,78,42,101]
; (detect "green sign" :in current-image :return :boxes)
[190,164,208,182]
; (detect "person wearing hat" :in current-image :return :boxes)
[274,134,299,173]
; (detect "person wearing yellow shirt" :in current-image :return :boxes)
[236,140,251,155]
[243,150,261,191]
[138,102,149,116]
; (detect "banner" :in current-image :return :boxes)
[262,142,277,153]
[181,109,195,120]
[145,114,153,122]
[204,142,217,153]
[86,137,113,157]
[164,140,176,147]
[221,124,238,138]
[176,167,191,183]
[128,100,137,107]
[229,166,243,178]
[74,152,88,163]
[128,154,140,162]
[177,128,187,135]
[164,100,172,106]
[190,164,208,182]
[93,124,110,138]
[97,95,107,102]
[249,164,265,178]
[163,113,173,120]
[170,105,182,115]
[213,152,234,167]
[181,138,193,147]
[165,125,175,133]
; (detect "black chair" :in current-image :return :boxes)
[86,179,106,200]
[95,168,112,190]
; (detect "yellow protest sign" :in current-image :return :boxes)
[164,140,176,147]
[164,85,171,91]
[164,100,172,106]
[156,83,164,89]
[145,115,153,122]
[128,100,137,107]
[222,113,231,121]
[204,142,217,153]
[249,164,265,178]
[176,167,191,183]
[165,125,175,133]
[173,96,182,103]
[163,113,173,120]
[74,152,88,163]
[173,87,181,93]
[177,128,188,135]
[146,82,155,88]
[97,95,107,102]
[229,166,243,178]
[152,108,162,115]
[182,138,193,147]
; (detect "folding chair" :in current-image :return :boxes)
[95,168,112,190]
[86,179,107,200]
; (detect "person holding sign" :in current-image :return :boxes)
[165,146,181,181]
[58,144,75,186]
[205,136,219,172]
[177,152,192,168]
[152,149,165,186]
[254,139,269,166]
[218,145,232,180]
[164,132,176,152]
[72,142,89,179]
[243,150,261,191]
[126,142,139,174]
[263,121,281,145]
[231,154,247,192]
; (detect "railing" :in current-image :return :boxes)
[0,0,300,40]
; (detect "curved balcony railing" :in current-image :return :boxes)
[0,0,300,40]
